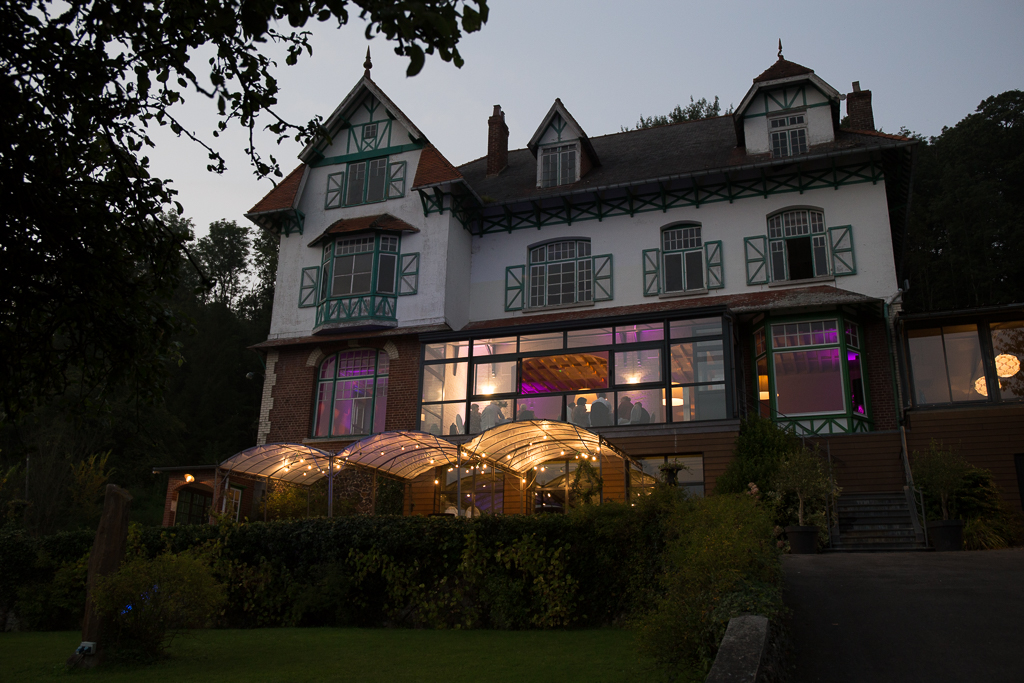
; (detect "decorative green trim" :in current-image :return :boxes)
[462,160,882,235]
[298,267,319,308]
[705,240,724,289]
[325,172,345,210]
[387,161,407,199]
[744,101,831,119]
[312,142,424,168]
[505,265,525,311]
[744,236,768,285]
[828,225,856,275]
[593,254,613,301]
[316,295,397,325]
[642,248,660,296]
[399,252,420,295]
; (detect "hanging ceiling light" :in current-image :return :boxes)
[974,376,988,397]
[995,353,1020,378]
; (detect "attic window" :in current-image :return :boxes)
[363,123,378,140]
[540,145,577,188]
[769,113,807,157]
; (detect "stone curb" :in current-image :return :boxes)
[705,614,769,682]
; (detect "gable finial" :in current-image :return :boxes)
[363,47,372,78]
[778,39,783,60]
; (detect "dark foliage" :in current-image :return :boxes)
[714,416,799,494]
[622,96,733,131]
[902,91,1024,312]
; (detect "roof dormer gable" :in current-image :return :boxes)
[527,99,600,188]
[732,49,843,155]
[298,75,427,165]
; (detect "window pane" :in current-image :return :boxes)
[754,328,766,356]
[568,328,612,348]
[319,355,336,380]
[568,393,599,427]
[664,252,683,292]
[684,250,704,290]
[475,399,511,431]
[845,322,860,349]
[771,321,839,348]
[757,357,771,418]
[546,261,576,305]
[376,351,390,376]
[331,378,374,435]
[671,340,724,385]
[812,235,829,277]
[520,352,609,394]
[560,149,575,185]
[422,402,467,436]
[529,264,546,307]
[376,253,397,294]
[615,388,666,425]
[943,325,986,402]
[773,348,845,415]
[351,253,373,294]
[346,161,365,204]
[847,352,866,415]
[671,384,727,421]
[786,236,814,280]
[770,240,786,281]
[515,396,564,422]
[519,332,563,353]
[577,258,592,302]
[373,377,388,433]
[366,159,387,202]
[615,348,663,385]
[615,323,664,344]
[314,381,333,436]
[337,350,376,377]
[421,362,468,402]
[990,321,1024,399]
[474,360,516,396]
[473,337,517,356]
[424,340,469,361]
[670,317,722,339]
[908,328,951,405]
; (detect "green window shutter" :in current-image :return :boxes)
[505,265,526,311]
[387,161,407,199]
[642,248,661,296]
[299,266,319,307]
[744,236,769,285]
[399,252,420,295]
[593,254,613,301]
[704,240,724,289]
[828,225,856,276]
[325,172,345,210]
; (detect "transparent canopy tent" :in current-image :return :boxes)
[213,421,635,517]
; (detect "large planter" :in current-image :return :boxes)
[785,525,819,554]
[927,519,964,551]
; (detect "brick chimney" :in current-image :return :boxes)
[846,81,875,131]
[486,105,508,177]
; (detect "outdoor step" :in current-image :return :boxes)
[839,518,915,526]
[839,494,907,501]
[840,524,915,532]
[839,510,913,519]
[838,505,909,513]
[826,545,930,552]
[838,535,918,544]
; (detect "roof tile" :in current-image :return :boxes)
[752,58,815,83]
[248,164,305,214]
[307,213,420,247]
[412,144,463,188]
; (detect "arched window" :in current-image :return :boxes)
[313,349,389,437]
[767,208,829,281]
[661,223,704,292]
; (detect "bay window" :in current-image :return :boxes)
[312,349,389,437]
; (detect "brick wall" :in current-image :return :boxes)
[862,316,897,430]
[486,105,508,176]
[262,334,422,445]
[161,468,263,526]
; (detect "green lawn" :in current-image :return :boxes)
[1,628,654,682]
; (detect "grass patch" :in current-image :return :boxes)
[1,628,651,682]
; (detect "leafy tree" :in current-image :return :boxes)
[622,96,734,131]
[0,0,489,419]
[911,440,971,520]
[773,447,830,527]
[901,90,1024,312]
[714,416,799,494]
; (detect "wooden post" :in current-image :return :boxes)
[69,484,133,668]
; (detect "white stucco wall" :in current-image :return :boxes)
[743,85,834,155]
[466,181,897,324]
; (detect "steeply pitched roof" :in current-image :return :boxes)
[247,164,305,214]
[753,58,815,83]
[412,144,464,188]
[307,213,420,247]
[526,98,600,166]
[457,118,904,206]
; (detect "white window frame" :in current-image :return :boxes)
[528,239,593,308]
[769,113,808,158]
[767,209,830,282]
[661,225,705,293]
[538,143,579,188]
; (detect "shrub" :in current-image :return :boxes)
[634,493,783,677]
[93,549,226,661]
[715,416,798,494]
[774,446,833,527]
[912,440,971,520]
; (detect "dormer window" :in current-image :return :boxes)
[540,144,577,187]
[770,113,808,157]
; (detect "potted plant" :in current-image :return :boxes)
[774,446,830,554]
[912,440,970,551]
